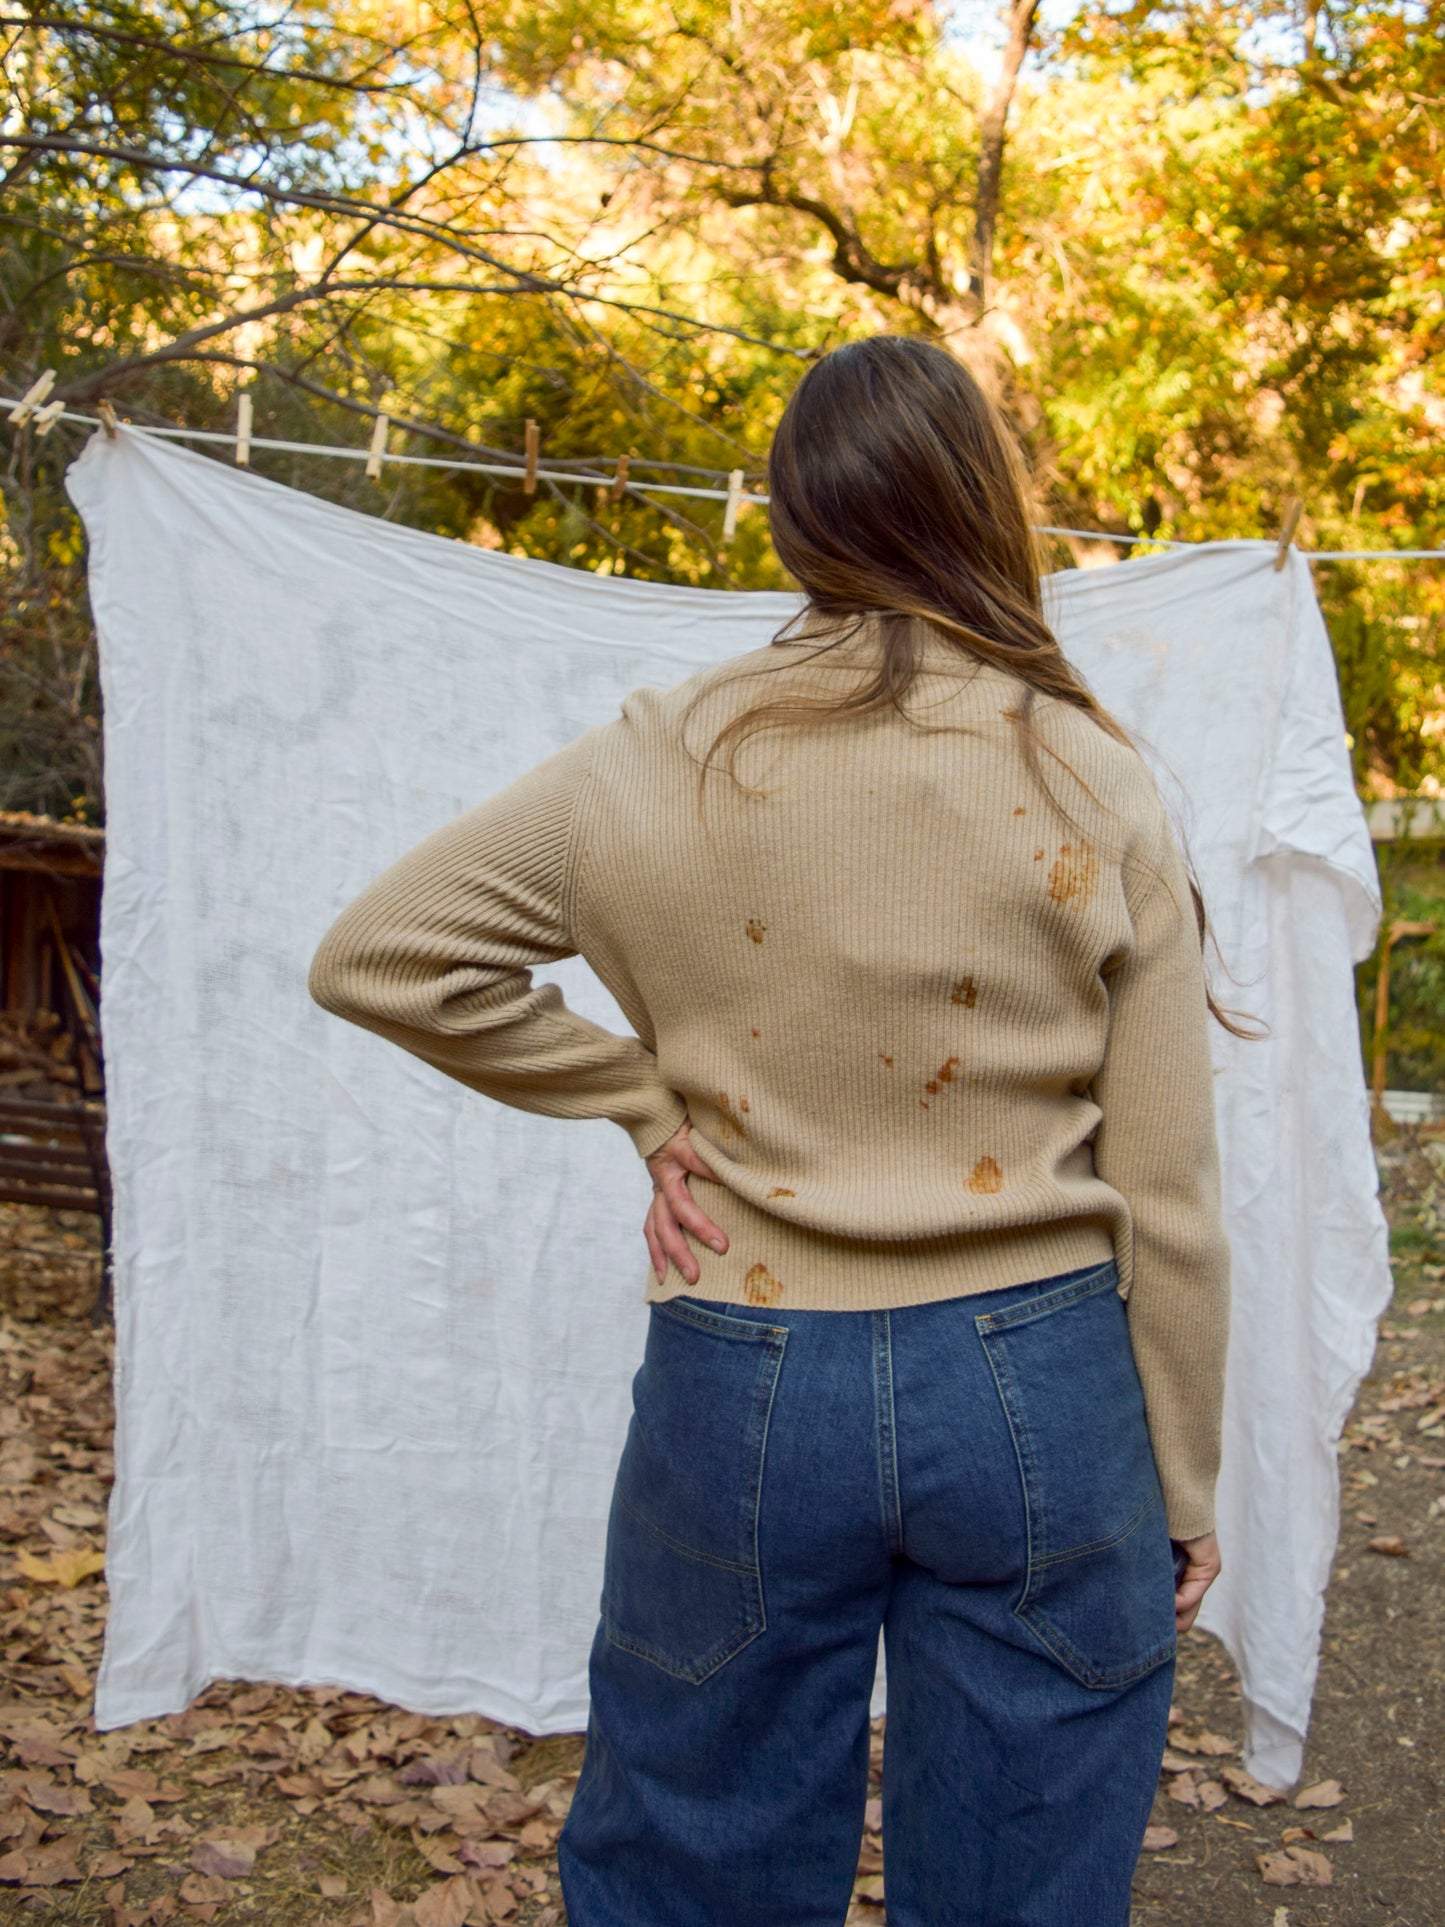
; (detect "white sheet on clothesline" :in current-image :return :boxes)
[67,430,1390,1787]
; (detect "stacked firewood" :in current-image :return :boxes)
[0,1011,85,1094]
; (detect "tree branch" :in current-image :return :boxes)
[969,0,1041,306]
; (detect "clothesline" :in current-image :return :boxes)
[8,390,1444,563]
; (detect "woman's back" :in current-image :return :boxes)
[309,333,1233,1927]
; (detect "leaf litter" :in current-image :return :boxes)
[5,1143,1445,1923]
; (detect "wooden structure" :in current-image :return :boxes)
[0,813,109,1258]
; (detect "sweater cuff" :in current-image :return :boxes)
[624,1092,690,1160]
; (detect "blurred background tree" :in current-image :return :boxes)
[1,0,1441,831]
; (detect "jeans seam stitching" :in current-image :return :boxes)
[655,1299,781,1341]
[745,1329,787,1647]
[613,1492,759,1575]
[978,1332,1037,1606]
[974,1262,1119,1335]
[1029,1490,1158,1570]
[872,1310,903,1556]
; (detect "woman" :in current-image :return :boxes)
[309,334,1230,1927]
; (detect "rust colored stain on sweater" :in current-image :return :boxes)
[924,1056,960,1096]
[744,1263,785,1306]
[1047,842,1099,907]
[967,1157,1004,1194]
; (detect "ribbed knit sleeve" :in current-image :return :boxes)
[308,730,689,1159]
[1091,814,1232,1542]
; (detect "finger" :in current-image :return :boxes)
[643,1204,667,1286]
[653,1195,701,1287]
[660,1172,728,1254]
[1173,1568,1215,1631]
[675,1137,722,1183]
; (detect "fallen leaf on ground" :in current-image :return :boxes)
[1321,1819,1354,1842]
[319,1872,348,1897]
[413,1875,473,1927]
[1366,1535,1411,1557]
[457,1840,514,1872]
[0,1836,84,1884]
[192,1837,256,1878]
[21,1779,92,1817]
[1167,1773,1200,1807]
[1222,1765,1288,1806]
[1168,1728,1235,1756]
[417,1837,465,1875]
[87,1850,134,1877]
[1140,1826,1179,1851]
[1257,1846,1333,1887]
[15,1546,105,1587]
[1293,1779,1343,1809]
[401,1754,471,1787]
[1197,1780,1228,1811]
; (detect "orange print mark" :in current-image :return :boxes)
[767,1187,796,1200]
[924,1056,960,1097]
[950,976,978,1009]
[879,1053,894,1068]
[746,919,767,944]
[1013,806,1027,816]
[1034,847,1045,862]
[751,1028,761,1039]
[967,1157,1004,1194]
[1047,842,1098,907]
[713,1091,747,1139]
[744,1263,785,1306]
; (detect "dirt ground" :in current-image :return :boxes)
[0,1130,1441,1926]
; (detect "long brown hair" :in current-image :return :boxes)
[696,333,1251,1034]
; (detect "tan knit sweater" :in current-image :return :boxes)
[309,618,1230,1539]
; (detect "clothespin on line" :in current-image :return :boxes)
[1273,497,1304,571]
[366,413,389,481]
[96,400,118,440]
[721,469,745,544]
[523,419,539,496]
[32,400,66,438]
[609,453,630,505]
[9,370,55,429]
[235,391,253,468]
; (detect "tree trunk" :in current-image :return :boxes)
[969,0,1042,309]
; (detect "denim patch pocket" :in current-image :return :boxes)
[976,1263,1177,1690]
[602,1298,787,1684]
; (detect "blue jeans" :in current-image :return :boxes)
[559,1260,1176,1926]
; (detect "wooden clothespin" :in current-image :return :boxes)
[32,400,66,438]
[523,419,539,496]
[235,391,253,467]
[10,370,56,428]
[610,453,630,505]
[1273,496,1303,571]
[366,412,389,481]
[96,399,118,439]
[722,469,745,544]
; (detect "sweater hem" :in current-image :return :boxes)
[643,1202,1117,1313]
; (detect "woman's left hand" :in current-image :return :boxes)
[1174,1531,1220,1633]
[643,1122,729,1287]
